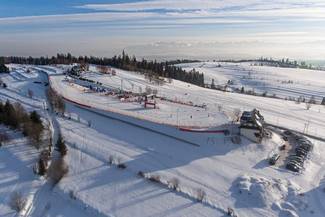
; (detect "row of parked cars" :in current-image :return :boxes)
[284,131,314,172]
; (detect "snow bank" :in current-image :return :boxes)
[231,174,307,217]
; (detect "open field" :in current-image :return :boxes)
[179,61,325,103]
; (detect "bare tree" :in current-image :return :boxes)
[217,105,223,112]
[10,191,26,212]
[80,63,89,71]
[13,102,29,128]
[108,155,115,165]
[168,178,180,191]
[0,132,9,146]
[23,121,44,149]
[27,89,33,98]
[56,96,65,114]
[309,96,316,104]
[196,188,206,202]
[47,87,65,114]
[232,108,241,122]
[47,157,69,185]
[96,65,109,74]
[145,86,153,95]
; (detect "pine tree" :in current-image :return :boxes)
[38,159,47,176]
[4,100,18,128]
[30,111,42,124]
[0,57,9,73]
[211,79,215,89]
[2,52,205,86]
[56,134,67,156]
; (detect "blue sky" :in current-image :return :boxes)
[1,0,325,60]
[0,0,121,17]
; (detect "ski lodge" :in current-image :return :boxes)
[239,109,265,143]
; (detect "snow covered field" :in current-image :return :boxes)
[50,64,325,140]
[58,102,325,217]
[0,65,325,217]
[179,61,325,103]
[0,127,43,217]
[50,74,229,128]
[49,65,231,128]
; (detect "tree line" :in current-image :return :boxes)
[0,57,9,73]
[220,57,323,71]
[0,100,44,148]
[1,52,205,86]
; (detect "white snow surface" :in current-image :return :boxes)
[50,64,325,139]
[50,66,230,128]
[0,64,325,217]
[179,61,325,103]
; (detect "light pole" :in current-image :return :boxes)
[176,108,179,128]
[120,79,123,92]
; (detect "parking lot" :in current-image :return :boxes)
[276,130,314,172]
[267,128,314,173]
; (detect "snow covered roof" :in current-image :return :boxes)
[240,109,264,129]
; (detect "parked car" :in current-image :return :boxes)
[288,155,304,162]
[283,136,288,141]
[295,150,308,158]
[300,140,312,146]
[283,130,292,136]
[297,145,310,152]
[297,137,309,142]
[300,142,313,151]
[269,153,280,165]
[296,146,309,154]
[288,159,304,166]
[295,151,307,159]
[293,134,304,140]
[286,163,302,172]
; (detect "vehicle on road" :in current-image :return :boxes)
[269,153,280,165]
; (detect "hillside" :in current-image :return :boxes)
[179,61,325,104]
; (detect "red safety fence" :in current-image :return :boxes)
[49,75,224,129]
[179,127,229,135]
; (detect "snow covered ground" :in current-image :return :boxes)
[50,64,325,140]
[50,72,230,128]
[1,65,325,217]
[179,61,325,103]
[31,96,323,217]
[0,126,44,217]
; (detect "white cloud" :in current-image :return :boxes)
[2,0,325,59]
[0,11,260,27]
[78,0,249,11]
[78,0,325,21]
[0,12,154,25]
[2,0,325,27]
